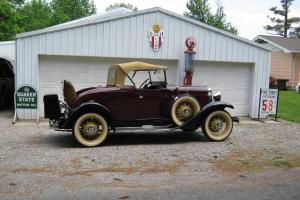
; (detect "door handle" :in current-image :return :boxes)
[139,95,144,99]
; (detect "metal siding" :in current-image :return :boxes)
[82,26,90,56]
[116,19,124,57]
[142,15,151,58]
[109,20,117,56]
[16,10,270,119]
[209,32,216,60]
[75,27,83,55]
[198,28,205,60]
[215,34,222,60]
[46,33,53,54]
[53,32,61,55]
[39,34,47,54]
[129,17,136,58]
[156,12,163,59]
[123,18,130,57]
[173,19,181,59]
[95,24,103,56]
[135,15,143,58]
[68,29,76,55]
[61,31,68,55]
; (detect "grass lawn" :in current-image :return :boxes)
[277,91,300,123]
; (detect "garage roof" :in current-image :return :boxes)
[16,7,132,38]
[16,7,269,51]
[254,35,300,53]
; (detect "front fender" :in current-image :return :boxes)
[61,102,114,130]
[178,101,234,130]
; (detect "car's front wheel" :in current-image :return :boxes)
[202,110,233,141]
[73,113,109,147]
[171,95,200,126]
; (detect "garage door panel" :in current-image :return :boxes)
[193,62,252,116]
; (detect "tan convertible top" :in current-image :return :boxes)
[107,61,168,87]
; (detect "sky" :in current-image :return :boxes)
[94,0,300,40]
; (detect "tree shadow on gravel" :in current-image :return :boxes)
[43,130,207,148]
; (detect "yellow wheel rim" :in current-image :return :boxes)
[74,113,108,147]
[171,96,200,125]
[204,111,232,141]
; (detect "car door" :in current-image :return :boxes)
[136,88,169,120]
[107,87,138,121]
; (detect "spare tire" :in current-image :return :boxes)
[171,95,200,126]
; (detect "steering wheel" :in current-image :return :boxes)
[139,78,151,89]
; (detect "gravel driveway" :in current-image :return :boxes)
[0,110,300,200]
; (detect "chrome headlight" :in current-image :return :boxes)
[213,91,221,101]
[208,88,212,102]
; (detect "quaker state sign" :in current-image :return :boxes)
[15,85,37,109]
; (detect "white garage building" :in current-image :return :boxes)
[15,7,270,119]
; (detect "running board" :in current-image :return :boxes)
[232,117,239,123]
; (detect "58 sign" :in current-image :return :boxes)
[259,89,279,115]
[262,99,274,113]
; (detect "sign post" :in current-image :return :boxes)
[13,85,38,123]
[258,88,279,121]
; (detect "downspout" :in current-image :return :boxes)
[292,54,295,89]
[292,53,300,89]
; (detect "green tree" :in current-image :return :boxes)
[0,0,18,41]
[265,0,300,38]
[50,0,96,25]
[8,0,25,9]
[184,0,238,35]
[17,0,52,32]
[106,3,138,12]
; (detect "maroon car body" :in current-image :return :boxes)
[71,85,210,126]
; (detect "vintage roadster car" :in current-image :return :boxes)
[44,61,235,147]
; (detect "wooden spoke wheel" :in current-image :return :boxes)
[171,96,200,126]
[202,110,233,141]
[73,113,108,147]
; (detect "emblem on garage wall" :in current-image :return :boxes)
[148,24,164,52]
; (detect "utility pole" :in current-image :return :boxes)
[284,0,288,37]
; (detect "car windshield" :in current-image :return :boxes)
[124,70,166,89]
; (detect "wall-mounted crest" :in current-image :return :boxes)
[148,24,164,52]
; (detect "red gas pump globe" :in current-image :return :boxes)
[185,37,197,53]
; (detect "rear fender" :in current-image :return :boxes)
[61,102,114,130]
[178,101,234,130]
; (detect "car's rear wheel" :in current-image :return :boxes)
[171,95,200,126]
[202,110,233,141]
[73,113,108,147]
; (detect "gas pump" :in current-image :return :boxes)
[184,37,197,86]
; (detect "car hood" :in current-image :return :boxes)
[167,85,209,92]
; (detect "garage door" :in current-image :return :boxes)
[193,62,253,116]
[39,55,178,117]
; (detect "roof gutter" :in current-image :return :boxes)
[254,36,291,53]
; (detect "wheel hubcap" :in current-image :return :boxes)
[85,122,99,136]
[209,117,226,135]
[176,103,194,122]
[79,119,103,140]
